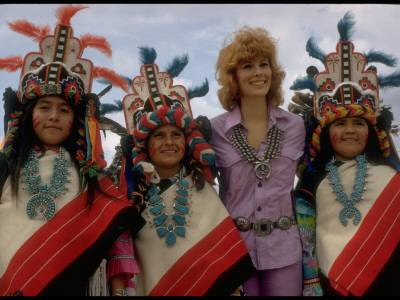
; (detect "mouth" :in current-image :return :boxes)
[341,138,358,142]
[161,150,177,154]
[250,80,265,86]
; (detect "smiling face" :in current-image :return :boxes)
[147,124,186,179]
[235,56,272,100]
[329,117,369,161]
[32,95,74,147]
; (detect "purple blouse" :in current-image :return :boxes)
[210,104,305,270]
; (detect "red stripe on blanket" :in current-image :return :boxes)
[328,173,400,296]
[149,217,249,296]
[0,177,131,296]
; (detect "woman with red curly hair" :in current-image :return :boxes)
[209,26,306,296]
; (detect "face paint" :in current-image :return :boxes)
[33,116,41,129]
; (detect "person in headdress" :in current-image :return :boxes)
[0,5,138,296]
[119,58,256,296]
[209,26,305,296]
[290,11,400,296]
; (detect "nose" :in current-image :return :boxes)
[48,108,59,120]
[165,134,174,145]
[344,123,355,133]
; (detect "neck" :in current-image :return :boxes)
[240,96,268,123]
[155,165,181,179]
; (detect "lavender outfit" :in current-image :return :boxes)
[210,104,305,296]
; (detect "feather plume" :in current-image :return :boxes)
[337,11,355,42]
[187,78,209,100]
[7,20,51,43]
[93,67,130,93]
[378,70,400,90]
[55,4,88,26]
[306,37,326,64]
[289,75,317,91]
[165,54,189,78]
[80,33,112,58]
[99,100,123,117]
[96,75,131,90]
[138,47,157,65]
[0,55,23,72]
[364,49,398,67]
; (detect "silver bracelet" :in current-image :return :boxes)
[112,288,125,296]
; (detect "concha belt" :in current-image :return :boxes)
[233,216,296,237]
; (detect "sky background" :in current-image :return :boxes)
[1,3,400,165]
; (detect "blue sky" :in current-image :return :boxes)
[1,3,400,165]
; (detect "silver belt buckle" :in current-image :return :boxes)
[234,216,251,232]
[253,218,273,236]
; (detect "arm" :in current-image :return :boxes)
[107,230,139,296]
[295,196,323,296]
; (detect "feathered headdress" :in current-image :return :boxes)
[118,47,214,210]
[0,4,129,177]
[288,10,400,171]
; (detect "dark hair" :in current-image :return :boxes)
[312,120,395,172]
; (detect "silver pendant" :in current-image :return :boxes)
[26,193,56,221]
[254,161,271,180]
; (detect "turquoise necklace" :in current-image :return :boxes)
[326,154,368,226]
[23,147,69,221]
[146,169,191,246]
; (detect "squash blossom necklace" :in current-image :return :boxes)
[146,168,191,246]
[23,147,69,221]
[326,154,368,226]
[229,124,284,184]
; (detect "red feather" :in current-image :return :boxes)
[93,67,130,93]
[80,34,112,58]
[7,20,51,43]
[0,55,23,72]
[55,4,88,26]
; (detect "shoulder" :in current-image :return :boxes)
[273,106,305,134]
[210,111,229,127]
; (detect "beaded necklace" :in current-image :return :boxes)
[326,154,368,226]
[23,147,69,221]
[229,124,284,181]
[146,168,191,246]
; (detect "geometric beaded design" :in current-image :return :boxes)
[24,148,69,221]
[146,177,191,246]
[326,154,368,226]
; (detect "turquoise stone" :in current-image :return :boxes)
[149,194,162,204]
[173,214,185,225]
[149,203,165,215]
[175,196,187,205]
[175,226,185,237]
[166,232,176,246]
[174,204,189,214]
[154,213,167,226]
[156,227,168,237]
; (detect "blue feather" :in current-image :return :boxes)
[306,37,326,64]
[138,46,157,65]
[337,11,355,41]
[99,99,123,117]
[378,70,400,90]
[165,54,189,78]
[364,50,398,67]
[187,78,209,100]
[289,76,317,91]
